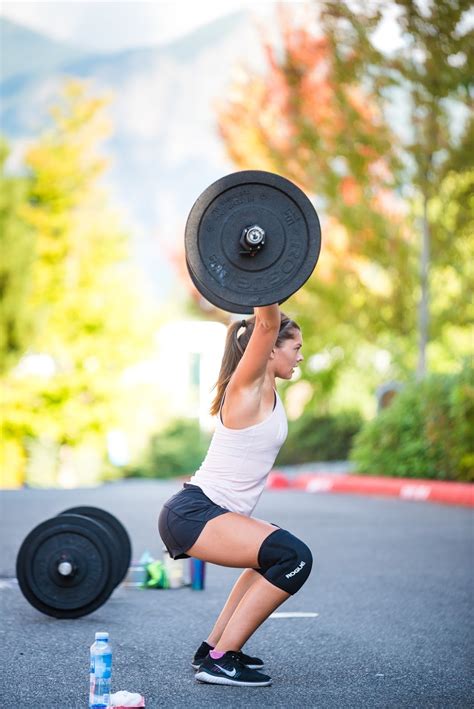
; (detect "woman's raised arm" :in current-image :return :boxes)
[230,304,281,389]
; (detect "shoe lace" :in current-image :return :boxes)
[228,651,246,665]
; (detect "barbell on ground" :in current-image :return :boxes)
[16,506,131,619]
[185,170,322,313]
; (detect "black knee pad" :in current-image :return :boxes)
[256,528,313,595]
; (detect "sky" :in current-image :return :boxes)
[1,0,275,51]
[1,0,406,53]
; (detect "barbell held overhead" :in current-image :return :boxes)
[185,170,322,313]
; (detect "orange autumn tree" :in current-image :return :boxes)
[216,9,417,406]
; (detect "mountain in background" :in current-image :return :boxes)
[0,17,86,81]
[0,13,273,301]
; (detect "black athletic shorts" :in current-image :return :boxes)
[158,483,230,560]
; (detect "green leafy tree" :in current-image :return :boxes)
[126,418,211,479]
[1,81,156,487]
[319,0,473,376]
[350,360,473,481]
[0,140,36,373]
[212,2,473,418]
[216,7,416,410]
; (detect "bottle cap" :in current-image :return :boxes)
[95,631,109,641]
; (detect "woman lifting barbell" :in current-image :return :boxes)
[158,302,312,687]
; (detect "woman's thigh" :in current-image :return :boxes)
[186,513,276,568]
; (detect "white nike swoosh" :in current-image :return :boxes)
[217,665,237,677]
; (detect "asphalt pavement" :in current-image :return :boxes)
[1,479,473,708]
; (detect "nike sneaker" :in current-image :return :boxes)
[191,641,264,670]
[195,651,271,687]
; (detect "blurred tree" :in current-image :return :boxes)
[427,169,473,363]
[215,1,472,410]
[319,0,473,377]
[216,5,416,409]
[0,140,36,373]
[1,81,156,487]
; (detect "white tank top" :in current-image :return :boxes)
[188,390,288,517]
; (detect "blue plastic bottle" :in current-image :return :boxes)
[89,631,112,709]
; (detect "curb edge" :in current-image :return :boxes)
[266,472,474,508]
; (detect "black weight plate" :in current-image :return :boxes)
[16,514,115,619]
[60,512,123,590]
[186,253,254,314]
[185,170,321,313]
[186,250,299,315]
[59,506,131,586]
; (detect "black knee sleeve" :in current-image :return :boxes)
[256,528,313,595]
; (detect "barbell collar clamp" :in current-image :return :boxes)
[57,560,74,576]
[240,224,266,254]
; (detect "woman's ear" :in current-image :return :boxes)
[269,349,275,359]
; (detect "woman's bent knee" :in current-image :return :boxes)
[255,529,313,595]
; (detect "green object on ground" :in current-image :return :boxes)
[143,560,169,589]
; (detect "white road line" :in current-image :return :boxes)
[270,611,319,618]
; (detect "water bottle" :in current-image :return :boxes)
[89,631,112,709]
[190,558,206,590]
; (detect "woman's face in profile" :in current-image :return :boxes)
[272,331,304,379]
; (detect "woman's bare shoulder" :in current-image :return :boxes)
[221,379,271,429]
